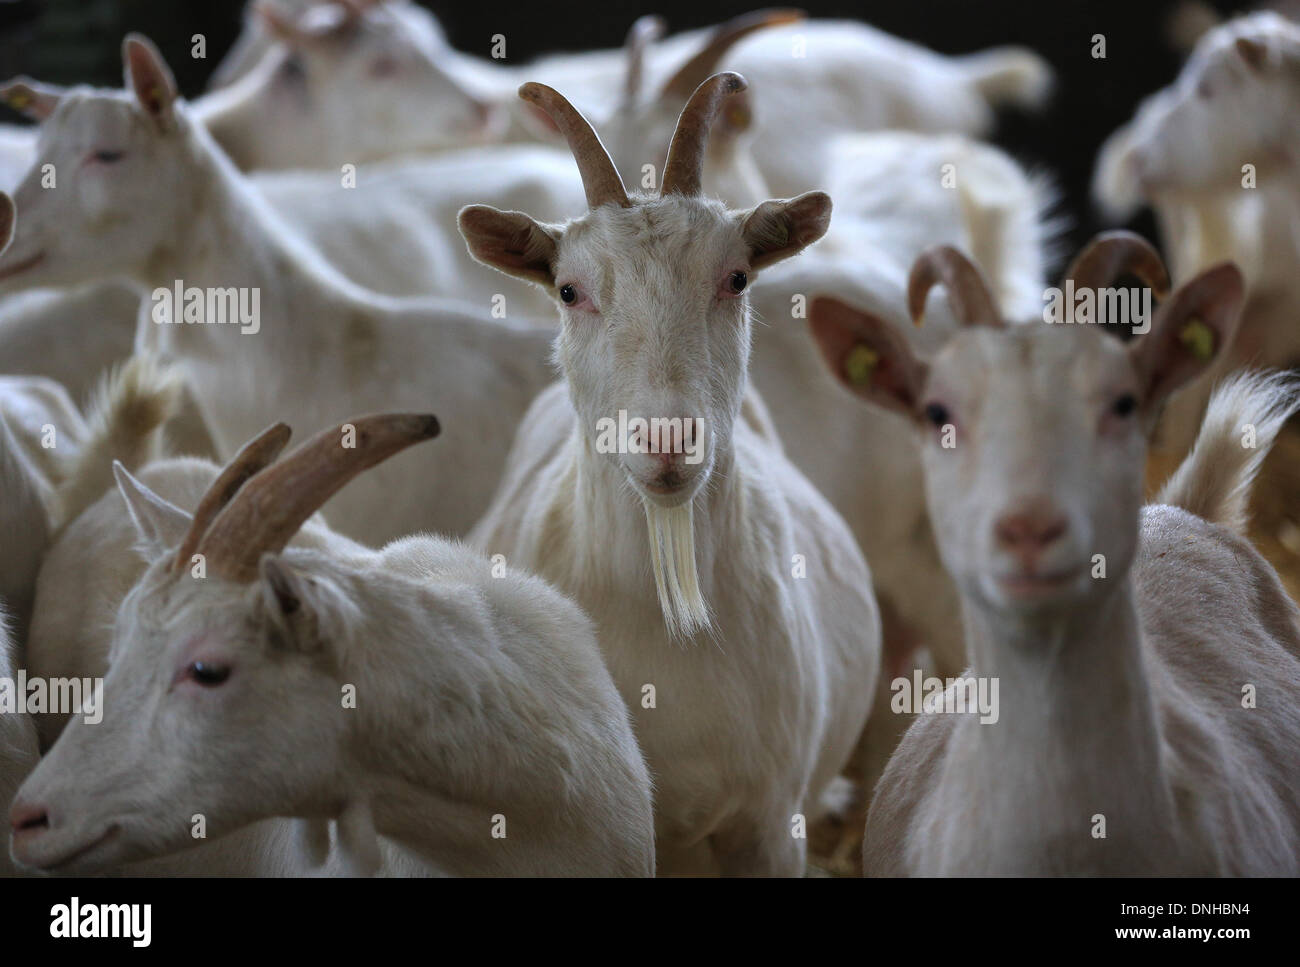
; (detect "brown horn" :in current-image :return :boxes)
[173,422,292,572]
[660,72,747,197]
[518,82,630,209]
[907,246,1003,328]
[660,9,805,102]
[197,413,440,582]
[622,15,666,108]
[1063,230,1171,299]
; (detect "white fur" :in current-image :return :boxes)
[858,322,1300,874]
[464,184,881,875]
[1092,12,1300,456]
[15,454,655,877]
[0,610,39,876]
[0,79,556,544]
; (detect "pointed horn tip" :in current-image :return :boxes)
[517,81,553,105]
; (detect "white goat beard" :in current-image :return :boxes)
[643,499,711,640]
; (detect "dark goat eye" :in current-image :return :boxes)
[924,403,950,427]
[188,662,230,687]
[559,284,577,304]
[93,150,124,163]
[1113,393,1137,417]
[729,271,747,293]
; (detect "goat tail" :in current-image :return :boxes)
[1155,370,1300,535]
[53,355,182,530]
[958,47,1053,111]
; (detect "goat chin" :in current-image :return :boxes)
[642,499,711,640]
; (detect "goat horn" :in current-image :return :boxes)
[907,245,1003,328]
[660,9,804,102]
[196,413,440,582]
[173,422,292,572]
[660,72,747,197]
[622,15,666,108]
[1063,230,1171,300]
[519,83,630,209]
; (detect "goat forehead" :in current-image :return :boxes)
[572,197,740,271]
[937,325,1129,413]
[44,94,141,149]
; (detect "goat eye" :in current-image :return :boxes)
[188,662,230,687]
[729,271,748,293]
[924,402,950,427]
[92,150,124,164]
[1112,393,1137,418]
[559,284,577,304]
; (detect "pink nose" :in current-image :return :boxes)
[994,503,1068,567]
[9,800,49,835]
[632,418,698,464]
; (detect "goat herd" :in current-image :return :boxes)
[0,0,1297,878]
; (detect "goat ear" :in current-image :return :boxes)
[260,555,304,623]
[1127,261,1245,408]
[1235,36,1270,72]
[0,78,65,121]
[741,191,831,271]
[458,205,559,287]
[808,296,929,420]
[112,462,192,561]
[258,556,344,653]
[122,34,178,130]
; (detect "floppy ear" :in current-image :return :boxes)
[808,296,930,420]
[1127,261,1245,409]
[0,78,65,121]
[458,205,560,287]
[741,191,831,271]
[122,34,178,130]
[113,461,192,561]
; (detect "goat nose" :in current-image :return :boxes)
[994,504,1068,562]
[9,801,49,834]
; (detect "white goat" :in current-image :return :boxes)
[461,74,880,875]
[0,36,557,545]
[597,21,1052,682]
[12,415,656,877]
[0,609,39,877]
[809,241,1300,875]
[1093,11,1300,456]
[196,1,1049,191]
[0,361,91,638]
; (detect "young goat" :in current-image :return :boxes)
[461,74,880,875]
[11,415,656,877]
[0,36,556,544]
[809,240,1300,874]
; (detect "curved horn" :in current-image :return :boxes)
[660,9,804,102]
[622,15,666,108]
[172,422,292,572]
[1063,230,1171,299]
[660,72,747,197]
[518,82,630,209]
[907,246,1003,328]
[197,413,440,582]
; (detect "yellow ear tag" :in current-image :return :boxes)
[844,344,879,387]
[1178,317,1215,361]
[6,90,30,110]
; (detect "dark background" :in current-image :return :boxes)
[0,0,1260,258]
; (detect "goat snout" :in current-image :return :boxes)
[994,501,1069,568]
[9,799,50,836]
